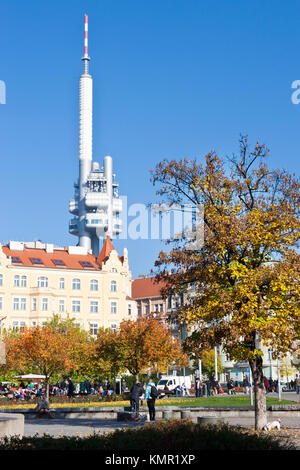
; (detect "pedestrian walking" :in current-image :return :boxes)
[145,380,159,421]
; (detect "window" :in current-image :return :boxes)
[90,301,98,313]
[42,298,48,311]
[32,298,37,311]
[59,278,65,289]
[0,297,2,310]
[32,321,37,328]
[111,301,117,314]
[12,321,26,331]
[72,278,80,290]
[59,300,65,313]
[111,323,117,332]
[13,298,20,310]
[0,274,2,287]
[52,259,65,266]
[21,276,27,287]
[110,280,117,292]
[38,277,48,288]
[90,279,98,291]
[31,258,43,265]
[20,298,26,311]
[11,256,22,264]
[80,261,94,268]
[14,275,20,287]
[128,304,132,316]
[72,300,80,313]
[90,323,98,336]
[110,268,117,273]
[145,304,150,314]
[137,305,141,317]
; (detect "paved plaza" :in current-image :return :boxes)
[23,391,300,439]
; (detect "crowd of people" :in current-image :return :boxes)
[0,377,122,401]
[1,373,299,404]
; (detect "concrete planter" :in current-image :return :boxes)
[0,413,24,438]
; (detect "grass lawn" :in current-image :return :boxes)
[155,396,295,407]
[0,396,295,410]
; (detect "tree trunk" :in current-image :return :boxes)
[249,355,267,430]
[45,377,50,400]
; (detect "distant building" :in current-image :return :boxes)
[0,238,136,335]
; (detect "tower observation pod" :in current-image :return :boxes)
[69,15,122,256]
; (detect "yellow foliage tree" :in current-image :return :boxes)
[151,136,300,429]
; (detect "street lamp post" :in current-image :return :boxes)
[214,346,218,381]
[277,359,281,401]
[198,359,202,382]
[268,348,273,380]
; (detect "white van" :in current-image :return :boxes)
[157,376,192,395]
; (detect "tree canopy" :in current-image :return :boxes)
[151,136,300,428]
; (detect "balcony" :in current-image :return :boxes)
[85,192,109,209]
[69,218,79,236]
[85,215,108,229]
[112,198,122,213]
[69,198,79,215]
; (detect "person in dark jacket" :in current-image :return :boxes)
[67,378,75,399]
[130,382,144,413]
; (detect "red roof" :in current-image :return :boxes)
[132,277,167,299]
[2,246,100,270]
[97,237,115,265]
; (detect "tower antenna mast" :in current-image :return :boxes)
[82,14,90,74]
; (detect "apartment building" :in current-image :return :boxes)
[0,237,136,335]
[132,276,296,382]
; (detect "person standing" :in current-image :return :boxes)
[145,380,158,421]
[295,375,300,394]
[130,382,144,414]
[67,378,75,399]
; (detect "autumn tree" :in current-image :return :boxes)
[3,316,90,396]
[95,317,188,383]
[43,314,93,379]
[151,136,300,429]
[93,327,127,385]
[191,349,223,380]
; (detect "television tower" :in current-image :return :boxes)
[69,15,122,256]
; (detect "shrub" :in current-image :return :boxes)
[0,420,294,451]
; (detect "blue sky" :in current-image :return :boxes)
[0,0,299,279]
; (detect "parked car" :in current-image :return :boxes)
[156,376,192,395]
[280,382,288,392]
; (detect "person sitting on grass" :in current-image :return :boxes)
[35,392,54,419]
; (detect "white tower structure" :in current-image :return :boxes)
[69,15,122,256]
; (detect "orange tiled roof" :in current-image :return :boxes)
[132,277,167,299]
[97,236,115,265]
[2,246,100,270]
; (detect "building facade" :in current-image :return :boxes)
[132,276,296,382]
[0,238,136,335]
